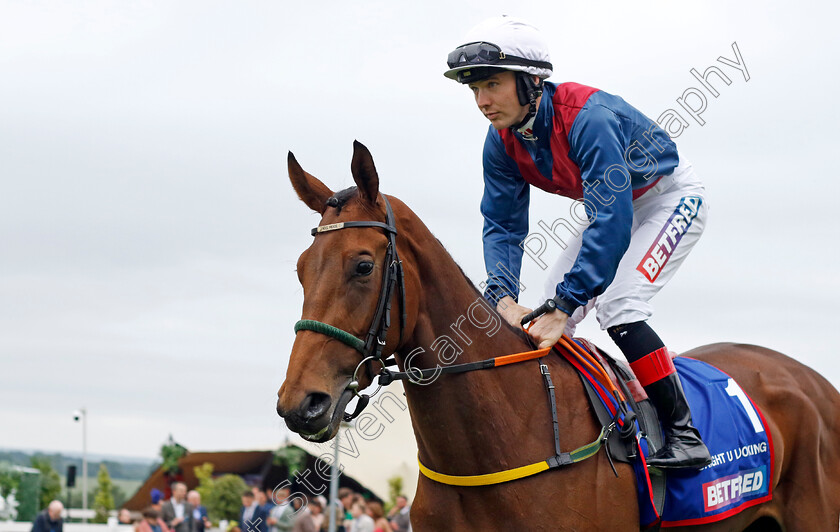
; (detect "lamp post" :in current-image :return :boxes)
[327,421,350,532]
[327,429,340,532]
[73,408,88,523]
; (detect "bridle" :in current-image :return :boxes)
[293,194,406,422]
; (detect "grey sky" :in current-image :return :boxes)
[1,0,839,464]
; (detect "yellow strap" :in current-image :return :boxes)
[417,425,610,487]
[418,457,550,486]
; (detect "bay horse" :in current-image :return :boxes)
[276,141,840,531]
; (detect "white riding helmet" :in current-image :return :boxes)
[444,15,553,83]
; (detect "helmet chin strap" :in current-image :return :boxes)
[510,72,543,141]
[513,105,538,140]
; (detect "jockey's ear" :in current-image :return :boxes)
[288,152,334,214]
[350,140,379,205]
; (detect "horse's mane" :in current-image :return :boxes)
[432,238,534,347]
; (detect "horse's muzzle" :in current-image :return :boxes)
[277,387,357,443]
[277,391,332,433]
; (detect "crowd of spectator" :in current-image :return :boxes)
[336,488,411,532]
[239,485,411,532]
[36,482,411,532]
[114,482,210,532]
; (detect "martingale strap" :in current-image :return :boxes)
[379,346,553,385]
[413,338,632,487]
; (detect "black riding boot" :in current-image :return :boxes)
[644,373,712,469]
[608,321,711,469]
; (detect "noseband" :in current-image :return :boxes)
[293,194,406,421]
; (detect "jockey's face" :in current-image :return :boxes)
[469,71,529,130]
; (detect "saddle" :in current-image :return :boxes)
[571,339,667,519]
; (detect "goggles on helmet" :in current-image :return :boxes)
[446,41,552,71]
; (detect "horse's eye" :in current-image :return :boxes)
[355,261,375,276]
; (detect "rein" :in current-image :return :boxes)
[292,194,635,485]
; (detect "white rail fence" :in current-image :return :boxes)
[0,525,134,532]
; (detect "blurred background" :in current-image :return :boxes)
[1,0,838,519]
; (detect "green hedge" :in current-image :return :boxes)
[16,470,42,522]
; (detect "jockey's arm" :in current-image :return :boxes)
[480,128,531,308]
[525,106,635,348]
[553,104,634,313]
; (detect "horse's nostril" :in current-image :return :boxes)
[301,392,332,422]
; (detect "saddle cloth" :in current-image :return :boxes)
[572,342,774,529]
[658,357,774,527]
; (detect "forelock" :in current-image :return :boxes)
[325,186,359,213]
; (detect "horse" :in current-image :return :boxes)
[276,141,840,531]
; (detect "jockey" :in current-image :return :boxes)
[445,15,711,469]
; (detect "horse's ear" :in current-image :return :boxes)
[351,140,379,204]
[288,152,334,214]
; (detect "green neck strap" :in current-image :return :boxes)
[294,319,366,353]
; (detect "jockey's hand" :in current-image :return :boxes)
[495,296,531,328]
[527,311,569,349]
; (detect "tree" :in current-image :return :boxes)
[0,464,21,521]
[272,446,307,478]
[92,464,114,523]
[15,469,40,522]
[0,464,20,500]
[87,484,127,511]
[386,475,403,512]
[160,436,188,475]
[29,457,62,510]
[207,474,247,522]
[192,463,249,523]
[111,484,127,509]
[193,463,215,510]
